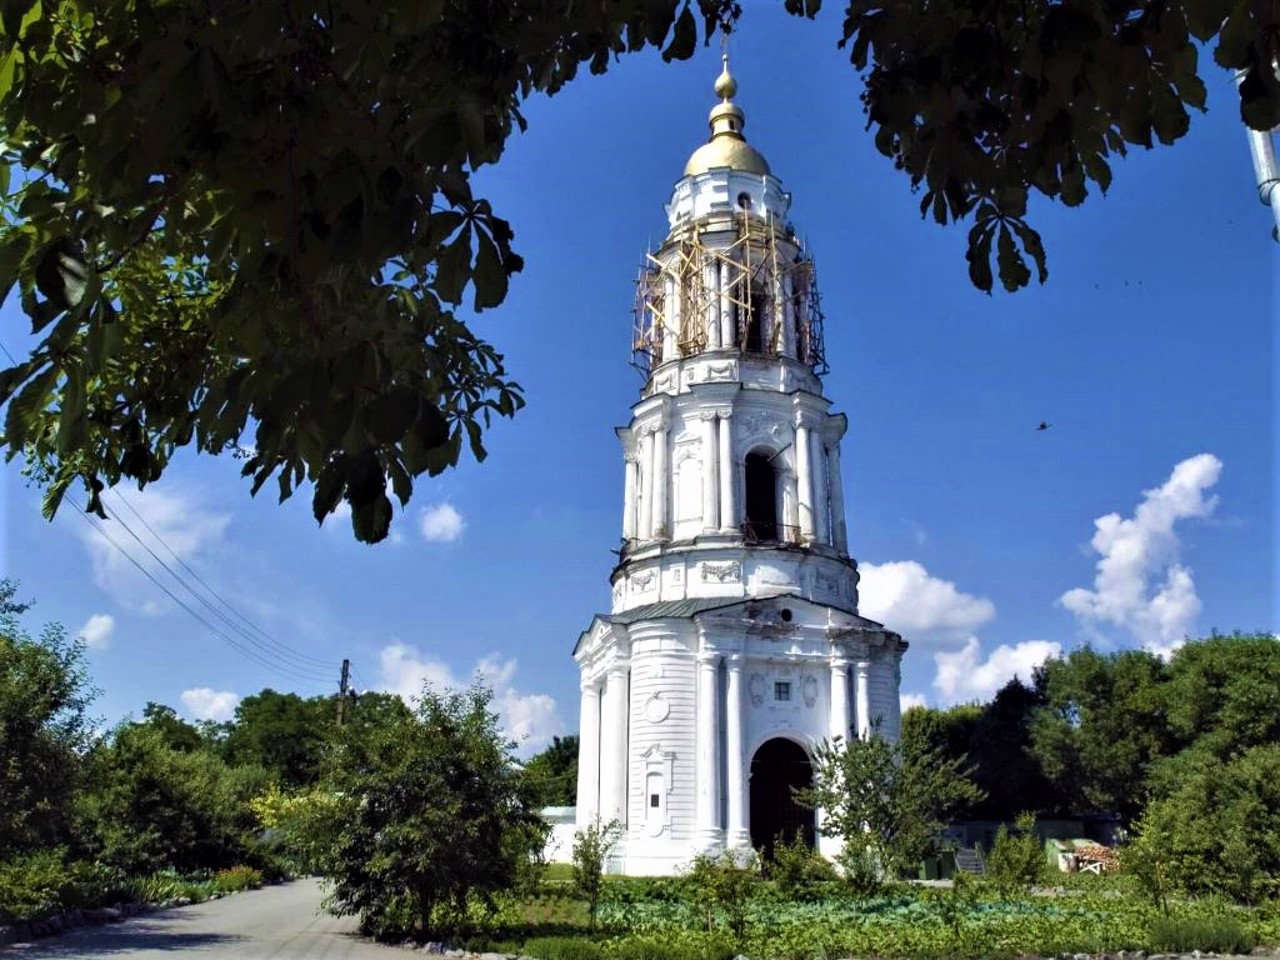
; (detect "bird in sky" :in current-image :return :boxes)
[1037,421,1051,431]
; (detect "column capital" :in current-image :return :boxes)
[717,409,733,420]
[723,652,745,668]
[854,657,873,676]
[698,410,718,422]
[606,659,631,678]
[696,649,721,666]
[830,656,851,671]
[580,677,602,695]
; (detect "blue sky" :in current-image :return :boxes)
[2,5,1275,751]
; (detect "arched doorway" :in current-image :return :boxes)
[749,738,815,857]
[743,452,778,542]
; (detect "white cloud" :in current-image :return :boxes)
[180,687,241,722]
[933,636,1061,703]
[900,692,929,712]
[77,613,115,649]
[418,502,465,543]
[378,643,563,755]
[858,560,996,640]
[78,487,231,614]
[1060,453,1221,658]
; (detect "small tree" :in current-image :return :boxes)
[685,850,761,942]
[322,683,546,940]
[801,730,984,885]
[571,816,622,931]
[984,812,1047,894]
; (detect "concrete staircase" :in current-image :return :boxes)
[954,846,986,875]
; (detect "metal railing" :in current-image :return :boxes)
[741,520,802,545]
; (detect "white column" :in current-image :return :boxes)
[706,258,722,350]
[885,649,904,742]
[576,680,601,824]
[622,456,638,541]
[718,260,735,349]
[796,420,815,541]
[829,657,850,743]
[725,655,750,849]
[639,429,654,540]
[854,656,872,740]
[717,413,736,534]
[695,650,722,848]
[781,272,796,358]
[600,664,630,825]
[828,441,848,554]
[701,413,718,533]
[781,469,799,543]
[813,438,830,545]
[652,422,668,540]
[662,274,677,360]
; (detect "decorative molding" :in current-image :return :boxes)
[632,569,657,591]
[643,694,671,724]
[707,362,735,381]
[748,673,766,707]
[802,674,819,708]
[671,567,684,583]
[701,560,742,583]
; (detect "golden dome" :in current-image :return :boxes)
[682,54,772,178]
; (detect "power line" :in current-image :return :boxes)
[68,497,333,684]
[110,487,333,670]
[95,496,332,681]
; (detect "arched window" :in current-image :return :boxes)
[744,452,778,542]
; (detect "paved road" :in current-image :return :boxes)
[2,878,423,959]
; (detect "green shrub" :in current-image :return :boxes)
[683,851,761,941]
[1148,914,1255,953]
[125,871,188,905]
[0,850,73,923]
[765,831,837,895]
[984,813,1047,893]
[212,865,263,893]
[610,934,736,960]
[522,935,604,960]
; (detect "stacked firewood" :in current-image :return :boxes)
[1074,840,1121,872]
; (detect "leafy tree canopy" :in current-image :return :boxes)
[802,730,984,883]
[321,683,545,940]
[0,579,96,854]
[0,0,1274,540]
[523,733,579,808]
[1030,645,1176,822]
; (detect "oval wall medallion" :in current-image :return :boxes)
[644,694,671,724]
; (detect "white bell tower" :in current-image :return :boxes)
[572,57,908,875]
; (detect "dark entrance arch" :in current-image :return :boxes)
[749,738,815,857]
[743,452,778,542]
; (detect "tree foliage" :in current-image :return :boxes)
[1030,646,1176,821]
[524,733,579,808]
[1,1,1274,536]
[83,720,272,875]
[1127,744,1280,904]
[0,580,95,855]
[802,731,984,883]
[321,683,546,940]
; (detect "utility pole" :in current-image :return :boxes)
[337,658,351,726]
